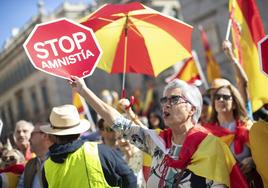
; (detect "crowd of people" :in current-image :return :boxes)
[1,40,268,188]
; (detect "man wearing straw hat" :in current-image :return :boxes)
[40,104,136,188]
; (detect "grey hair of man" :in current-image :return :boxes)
[163,79,203,123]
[15,120,34,131]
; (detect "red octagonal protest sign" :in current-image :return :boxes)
[23,18,102,79]
[258,35,268,77]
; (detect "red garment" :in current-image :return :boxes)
[0,164,25,174]
[159,126,208,169]
[203,120,249,154]
[24,146,33,161]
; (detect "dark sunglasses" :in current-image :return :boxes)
[2,155,16,162]
[160,95,188,106]
[214,94,232,101]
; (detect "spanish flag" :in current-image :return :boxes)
[142,86,154,116]
[199,26,221,83]
[159,126,249,188]
[72,91,87,119]
[230,0,268,112]
[165,56,201,84]
[249,121,268,188]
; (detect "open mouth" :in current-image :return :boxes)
[163,111,170,118]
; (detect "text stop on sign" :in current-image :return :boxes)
[23,18,102,79]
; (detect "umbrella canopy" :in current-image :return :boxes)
[80,2,193,77]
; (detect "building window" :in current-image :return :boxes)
[1,109,6,125]
[40,81,50,108]
[171,7,179,19]
[16,90,26,119]
[7,102,14,128]
[30,87,40,114]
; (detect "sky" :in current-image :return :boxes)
[0,0,92,50]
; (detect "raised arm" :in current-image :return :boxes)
[69,76,121,125]
[222,40,249,102]
[69,76,159,155]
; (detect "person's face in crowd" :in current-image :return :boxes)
[15,123,33,147]
[102,122,118,147]
[149,113,160,129]
[161,88,193,128]
[30,126,44,154]
[214,87,234,113]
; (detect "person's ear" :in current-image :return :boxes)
[189,105,196,116]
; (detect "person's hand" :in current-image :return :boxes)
[119,98,131,112]
[69,76,87,94]
[240,157,255,174]
[222,40,234,59]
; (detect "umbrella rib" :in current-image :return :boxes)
[128,14,157,25]
[127,25,143,38]
[94,14,157,27]
[97,17,117,23]
[126,14,158,38]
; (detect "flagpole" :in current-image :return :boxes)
[79,95,96,131]
[225,19,232,40]
[226,0,236,40]
[192,50,209,89]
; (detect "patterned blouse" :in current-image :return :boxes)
[112,116,226,188]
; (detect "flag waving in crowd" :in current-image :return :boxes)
[165,56,201,84]
[229,0,268,112]
[199,25,221,84]
[72,91,95,131]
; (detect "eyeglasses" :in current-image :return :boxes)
[160,95,189,106]
[214,94,232,101]
[2,155,16,162]
[31,131,43,137]
[104,127,114,132]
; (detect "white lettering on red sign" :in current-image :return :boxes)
[41,49,94,69]
[33,32,87,59]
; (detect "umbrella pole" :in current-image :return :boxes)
[122,34,127,98]
[121,15,129,98]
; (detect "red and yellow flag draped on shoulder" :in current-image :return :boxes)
[229,0,268,112]
[199,26,221,83]
[203,120,249,155]
[159,126,249,188]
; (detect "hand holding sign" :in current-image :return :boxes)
[23,18,102,79]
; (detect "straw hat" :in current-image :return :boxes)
[207,78,231,94]
[211,78,231,89]
[40,105,90,135]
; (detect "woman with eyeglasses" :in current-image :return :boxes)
[69,76,248,188]
[203,83,259,187]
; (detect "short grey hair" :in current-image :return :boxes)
[163,79,203,123]
[15,120,34,131]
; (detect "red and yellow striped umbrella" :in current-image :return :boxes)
[80,2,193,93]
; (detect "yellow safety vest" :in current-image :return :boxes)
[44,142,115,188]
